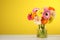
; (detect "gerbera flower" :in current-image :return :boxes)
[27,13,32,20]
[31,13,37,20]
[42,10,50,20]
[41,17,48,24]
[48,7,55,11]
[32,8,40,13]
[34,16,41,25]
[48,7,56,23]
[48,7,55,17]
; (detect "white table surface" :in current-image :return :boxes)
[0,35,60,40]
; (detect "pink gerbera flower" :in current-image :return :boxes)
[42,10,50,20]
[32,8,40,12]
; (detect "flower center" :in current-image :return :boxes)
[46,13,48,16]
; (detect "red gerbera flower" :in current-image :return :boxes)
[27,13,32,20]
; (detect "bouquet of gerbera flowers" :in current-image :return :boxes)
[27,7,55,38]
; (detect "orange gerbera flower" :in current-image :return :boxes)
[41,17,48,24]
[48,7,55,11]
[31,13,37,19]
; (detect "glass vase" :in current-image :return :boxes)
[37,24,47,38]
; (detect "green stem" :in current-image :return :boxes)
[41,24,45,33]
[38,25,40,29]
[41,24,45,29]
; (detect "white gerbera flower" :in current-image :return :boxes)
[33,16,41,25]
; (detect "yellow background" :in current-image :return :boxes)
[0,0,60,34]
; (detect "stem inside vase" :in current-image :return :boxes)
[37,24,47,38]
